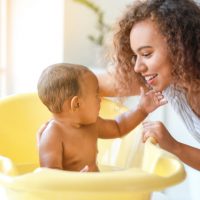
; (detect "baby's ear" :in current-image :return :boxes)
[71,96,80,111]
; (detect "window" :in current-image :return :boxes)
[0,0,64,96]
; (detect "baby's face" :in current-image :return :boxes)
[78,72,101,124]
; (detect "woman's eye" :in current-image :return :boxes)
[142,53,151,57]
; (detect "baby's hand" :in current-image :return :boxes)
[80,165,89,172]
[138,87,167,114]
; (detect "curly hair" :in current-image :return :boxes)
[113,0,200,114]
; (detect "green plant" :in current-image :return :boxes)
[73,0,111,46]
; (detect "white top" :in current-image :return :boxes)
[164,86,200,143]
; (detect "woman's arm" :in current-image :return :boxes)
[173,142,200,170]
[94,68,141,97]
[142,121,200,170]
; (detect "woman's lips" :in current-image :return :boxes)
[144,74,158,85]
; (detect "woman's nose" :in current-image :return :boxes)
[134,58,146,73]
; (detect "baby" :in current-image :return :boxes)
[37,63,167,172]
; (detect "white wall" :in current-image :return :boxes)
[63,0,132,68]
[7,0,64,94]
[6,0,134,93]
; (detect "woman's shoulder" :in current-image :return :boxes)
[164,85,200,143]
[164,85,182,98]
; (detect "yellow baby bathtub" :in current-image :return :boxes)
[0,93,186,200]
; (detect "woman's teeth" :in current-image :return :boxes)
[145,74,157,81]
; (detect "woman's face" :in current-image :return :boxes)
[130,19,172,92]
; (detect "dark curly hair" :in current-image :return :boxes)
[113,0,200,115]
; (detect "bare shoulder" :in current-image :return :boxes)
[39,120,63,143]
[38,120,64,169]
[95,116,105,126]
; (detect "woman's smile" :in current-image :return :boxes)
[130,19,172,91]
[144,74,158,85]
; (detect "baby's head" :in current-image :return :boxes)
[37,63,96,114]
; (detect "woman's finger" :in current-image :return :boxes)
[142,130,155,142]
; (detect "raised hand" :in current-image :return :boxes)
[138,87,168,114]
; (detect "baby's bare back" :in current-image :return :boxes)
[61,123,99,172]
[39,120,99,172]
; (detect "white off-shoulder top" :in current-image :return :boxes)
[164,86,200,143]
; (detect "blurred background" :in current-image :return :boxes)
[0,0,200,199]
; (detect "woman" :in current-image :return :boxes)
[97,0,200,170]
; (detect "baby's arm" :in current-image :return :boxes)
[38,123,63,169]
[98,88,167,139]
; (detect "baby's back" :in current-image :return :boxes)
[61,123,99,172]
[39,120,99,172]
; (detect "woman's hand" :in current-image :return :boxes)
[142,121,180,155]
[143,121,200,170]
